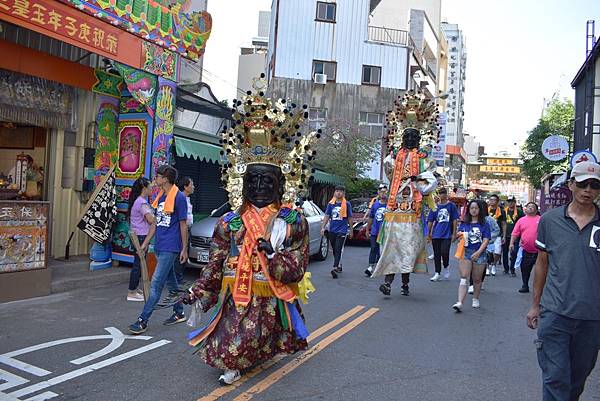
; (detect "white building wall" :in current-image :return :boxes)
[463,135,480,163]
[237,53,267,93]
[270,0,408,90]
[369,0,441,33]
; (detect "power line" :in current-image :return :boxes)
[184,61,247,98]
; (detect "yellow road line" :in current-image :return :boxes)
[196,305,366,401]
[196,356,284,401]
[307,304,365,342]
[232,307,379,401]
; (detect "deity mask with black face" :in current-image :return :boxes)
[401,128,421,150]
[242,164,285,209]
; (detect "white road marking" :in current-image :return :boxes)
[70,327,127,365]
[0,391,21,401]
[0,328,152,376]
[0,369,28,392]
[22,392,58,401]
[8,340,171,398]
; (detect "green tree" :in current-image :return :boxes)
[520,98,573,188]
[315,118,380,183]
[346,177,379,199]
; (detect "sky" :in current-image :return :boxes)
[202,0,600,154]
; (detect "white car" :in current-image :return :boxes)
[188,200,329,267]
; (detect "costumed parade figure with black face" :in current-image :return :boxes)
[183,76,318,385]
[371,91,439,296]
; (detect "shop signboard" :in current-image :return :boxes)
[541,135,569,161]
[0,201,48,273]
[479,165,521,174]
[540,187,571,214]
[570,150,598,169]
[0,0,142,68]
[59,0,212,61]
[432,112,447,167]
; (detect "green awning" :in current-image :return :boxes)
[175,136,222,164]
[313,170,345,186]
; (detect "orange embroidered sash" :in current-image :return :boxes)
[387,149,422,210]
[232,206,296,307]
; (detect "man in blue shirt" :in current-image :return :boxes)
[129,164,189,334]
[321,185,353,279]
[365,184,388,277]
[427,187,459,281]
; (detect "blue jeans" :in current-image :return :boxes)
[463,248,487,265]
[368,235,380,265]
[139,251,183,322]
[536,308,600,401]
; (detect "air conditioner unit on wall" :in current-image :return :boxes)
[314,73,327,84]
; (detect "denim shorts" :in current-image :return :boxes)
[464,248,487,264]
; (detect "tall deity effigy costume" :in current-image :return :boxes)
[184,77,318,385]
[372,91,439,296]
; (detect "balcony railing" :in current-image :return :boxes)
[368,26,409,46]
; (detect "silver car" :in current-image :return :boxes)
[188,200,329,267]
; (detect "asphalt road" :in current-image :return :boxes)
[1,244,599,401]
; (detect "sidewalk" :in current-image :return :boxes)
[49,256,131,294]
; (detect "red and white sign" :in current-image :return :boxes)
[541,135,569,161]
[570,150,598,169]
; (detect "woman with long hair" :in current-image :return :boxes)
[127,177,155,301]
[453,199,491,312]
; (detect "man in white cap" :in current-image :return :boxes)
[527,161,600,401]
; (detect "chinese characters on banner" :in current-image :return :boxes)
[432,112,447,167]
[480,165,521,174]
[486,158,515,165]
[540,188,571,214]
[0,201,48,273]
[0,0,119,55]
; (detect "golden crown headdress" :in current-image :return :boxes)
[385,90,441,152]
[220,76,320,209]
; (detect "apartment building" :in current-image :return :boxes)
[266,0,444,180]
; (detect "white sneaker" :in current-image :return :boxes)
[218,369,241,385]
[472,298,480,308]
[127,291,144,302]
[468,285,474,294]
[443,267,450,280]
[485,268,491,276]
[452,302,462,312]
[430,273,441,282]
[491,265,496,276]
[428,254,434,260]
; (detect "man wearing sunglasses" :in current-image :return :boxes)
[527,161,600,401]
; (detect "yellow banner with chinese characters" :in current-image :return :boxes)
[480,165,521,174]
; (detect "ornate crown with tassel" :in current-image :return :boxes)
[220,76,320,209]
[384,90,441,153]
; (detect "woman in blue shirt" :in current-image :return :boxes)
[321,186,353,279]
[453,199,491,312]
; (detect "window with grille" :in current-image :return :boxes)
[362,65,381,85]
[313,60,337,81]
[359,112,384,140]
[308,108,327,131]
[316,2,336,22]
